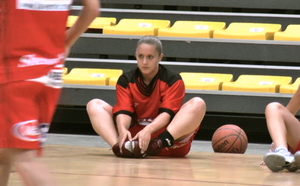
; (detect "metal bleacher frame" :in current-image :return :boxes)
[100,0,300,10]
[70,34,300,65]
[61,58,299,115]
[71,6,300,30]
[57,57,299,143]
[52,1,300,143]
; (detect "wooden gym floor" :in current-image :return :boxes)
[7,134,300,186]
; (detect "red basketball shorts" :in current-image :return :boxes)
[129,124,199,157]
[0,69,63,149]
[289,140,300,154]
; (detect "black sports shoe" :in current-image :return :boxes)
[146,139,164,156]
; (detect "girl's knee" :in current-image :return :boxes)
[186,97,206,111]
[192,97,206,107]
[265,102,284,112]
[86,99,106,113]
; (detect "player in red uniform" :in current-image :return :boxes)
[0,0,99,185]
[87,35,206,157]
[263,85,300,172]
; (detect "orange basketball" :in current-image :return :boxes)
[211,124,248,153]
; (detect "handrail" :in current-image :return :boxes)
[66,57,300,71]
[99,0,300,10]
[71,6,300,19]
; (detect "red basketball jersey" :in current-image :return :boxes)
[113,65,185,125]
[0,0,72,84]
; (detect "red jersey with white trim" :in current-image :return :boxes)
[0,0,72,84]
[113,65,185,125]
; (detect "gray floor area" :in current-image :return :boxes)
[45,133,270,156]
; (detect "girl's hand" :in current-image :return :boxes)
[132,128,152,154]
[118,130,132,153]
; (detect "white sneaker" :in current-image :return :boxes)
[285,162,299,172]
[263,148,294,172]
[285,151,300,172]
[293,151,300,167]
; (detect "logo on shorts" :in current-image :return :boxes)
[16,0,72,11]
[137,118,153,125]
[18,54,64,67]
[12,120,41,142]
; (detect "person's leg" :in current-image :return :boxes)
[147,97,206,156]
[1,74,63,184]
[14,149,55,186]
[265,102,300,151]
[0,149,15,186]
[0,148,54,186]
[263,102,300,172]
[0,85,11,186]
[167,97,206,141]
[87,99,118,147]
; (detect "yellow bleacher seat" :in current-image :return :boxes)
[67,15,116,29]
[213,22,282,40]
[63,68,122,86]
[274,25,300,41]
[108,76,120,86]
[103,19,171,36]
[66,15,78,28]
[222,75,292,93]
[180,72,233,90]
[158,21,226,38]
[279,77,300,94]
[62,67,68,75]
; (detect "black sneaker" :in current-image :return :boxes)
[146,139,164,156]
